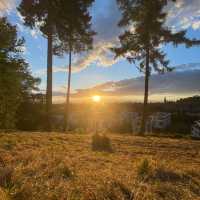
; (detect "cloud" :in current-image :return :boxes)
[72,67,200,98]
[54,0,200,73]
[61,0,122,72]
[50,64,200,99]
[16,10,24,23]
[167,0,200,31]
[35,0,121,74]
[72,41,120,71]
[174,63,200,71]
[6,0,200,74]
[34,41,121,76]
[21,0,200,76]
[0,0,14,14]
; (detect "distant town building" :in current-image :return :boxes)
[131,113,142,134]
[151,112,171,130]
[191,120,200,138]
[131,112,171,134]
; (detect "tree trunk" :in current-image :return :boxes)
[46,29,53,131]
[140,47,150,134]
[64,49,72,131]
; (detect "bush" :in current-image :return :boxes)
[137,159,151,180]
[0,167,13,188]
[96,180,134,200]
[92,134,113,152]
[57,164,74,180]
[48,164,74,180]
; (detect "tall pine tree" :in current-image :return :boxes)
[18,0,62,130]
[56,0,95,131]
[113,0,200,134]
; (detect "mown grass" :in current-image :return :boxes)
[0,132,200,200]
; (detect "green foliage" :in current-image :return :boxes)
[0,17,40,130]
[18,0,95,56]
[18,0,60,37]
[16,99,46,131]
[56,0,95,54]
[92,134,113,152]
[0,17,24,59]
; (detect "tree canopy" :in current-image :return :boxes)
[114,0,200,73]
[56,0,95,54]
[0,17,40,129]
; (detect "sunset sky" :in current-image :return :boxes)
[1,0,200,102]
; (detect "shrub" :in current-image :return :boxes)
[94,180,134,200]
[92,134,113,152]
[0,167,13,188]
[137,159,151,180]
[56,164,74,180]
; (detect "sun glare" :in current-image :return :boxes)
[92,95,101,103]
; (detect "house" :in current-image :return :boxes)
[151,112,171,130]
[131,112,171,134]
[191,120,200,138]
[131,113,141,134]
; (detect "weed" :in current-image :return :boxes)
[56,164,74,180]
[137,159,151,180]
[0,167,13,188]
[92,134,113,152]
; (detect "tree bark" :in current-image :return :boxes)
[64,48,72,131]
[46,29,53,131]
[140,47,150,134]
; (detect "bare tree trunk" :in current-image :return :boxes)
[140,47,150,134]
[46,29,53,131]
[64,48,72,131]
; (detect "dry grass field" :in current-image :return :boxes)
[0,132,200,200]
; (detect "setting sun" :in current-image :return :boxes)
[92,95,101,103]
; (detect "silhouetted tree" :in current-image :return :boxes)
[56,0,95,131]
[18,0,62,130]
[0,17,40,130]
[113,0,200,134]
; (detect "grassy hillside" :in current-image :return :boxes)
[0,133,200,200]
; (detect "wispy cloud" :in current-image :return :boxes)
[72,41,120,71]
[48,0,200,73]
[175,63,200,71]
[73,68,200,98]
[167,0,200,30]
[8,0,200,75]
[50,63,200,99]
[34,41,120,76]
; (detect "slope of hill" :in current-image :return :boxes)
[0,133,200,200]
